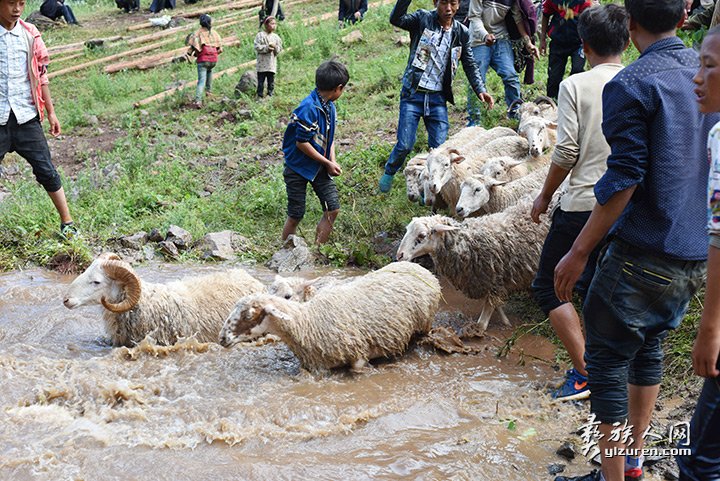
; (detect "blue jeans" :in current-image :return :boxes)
[60,5,78,24]
[384,87,449,176]
[195,62,216,102]
[677,377,720,480]
[532,209,601,315]
[466,39,521,125]
[583,239,706,423]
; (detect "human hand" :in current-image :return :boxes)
[48,112,61,137]
[484,33,496,46]
[525,42,540,59]
[326,161,342,176]
[554,250,588,303]
[354,11,361,19]
[693,324,720,378]
[530,194,550,224]
[478,92,494,109]
[539,37,547,56]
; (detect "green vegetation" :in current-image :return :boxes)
[0,0,710,390]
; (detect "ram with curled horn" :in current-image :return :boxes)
[63,252,265,347]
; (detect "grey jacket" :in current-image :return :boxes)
[391,0,486,104]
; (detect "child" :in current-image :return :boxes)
[539,0,593,99]
[0,0,76,236]
[530,4,627,402]
[254,16,282,98]
[187,14,222,108]
[676,25,720,481]
[281,60,349,245]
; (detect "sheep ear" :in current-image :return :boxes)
[303,284,316,299]
[504,158,525,168]
[450,152,466,164]
[432,224,459,234]
[264,304,293,323]
[487,178,509,187]
[546,120,557,130]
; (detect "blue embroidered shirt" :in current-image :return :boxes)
[282,89,336,181]
[595,37,720,260]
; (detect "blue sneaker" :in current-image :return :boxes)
[552,368,590,401]
[378,174,394,193]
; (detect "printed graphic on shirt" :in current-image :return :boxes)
[412,28,442,71]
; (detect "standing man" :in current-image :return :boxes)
[465,0,539,125]
[553,0,720,480]
[378,0,494,193]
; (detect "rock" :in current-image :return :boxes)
[547,464,565,475]
[84,38,106,49]
[85,114,99,126]
[235,71,258,96]
[148,228,164,242]
[25,11,62,30]
[159,240,179,260]
[341,30,363,44]
[267,235,315,272]
[166,225,192,250]
[196,230,238,260]
[393,35,410,47]
[556,442,577,461]
[142,245,155,261]
[120,231,148,250]
[236,109,253,120]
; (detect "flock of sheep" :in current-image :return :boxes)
[62,98,559,372]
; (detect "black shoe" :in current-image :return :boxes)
[555,470,602,481]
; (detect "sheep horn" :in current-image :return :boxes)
[98,252,121,261]
[100,260,142,313]
[533,96,557,109]
[507,98,524,116]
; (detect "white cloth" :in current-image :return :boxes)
[551,63,624,212]
[417,27,452,92]
[707,121,720,247]
[0,22,37,125]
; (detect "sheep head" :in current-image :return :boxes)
[267,275,318,302]
[404,164,425,204]
[219,293,292,347]
[480,156,526,181]
[63,253,142,313]
[426,148,461,194]
[456,175,506,218]
[396,215,454,261]
[518,116,557,158]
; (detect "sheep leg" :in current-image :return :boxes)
[494,306,512,327]
[475,301,494,335]
[351,358,368,373]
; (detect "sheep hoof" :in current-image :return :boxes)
[351,359,368,372]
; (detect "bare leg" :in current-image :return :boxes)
[47,187,72,224]
[628,384,661,452]
[315,209,339,245]
[548,303,587,376]
[598,421,626,481]
[282,217,300,241]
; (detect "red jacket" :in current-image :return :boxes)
[18,20,50,121]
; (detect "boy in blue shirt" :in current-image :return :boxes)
[281,60,349,245]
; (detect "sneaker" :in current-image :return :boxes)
[552,368,591,401]
[378,173,394,193]
[555,470,602,481]
[60,221,78,239]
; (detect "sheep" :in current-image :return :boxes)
[455,162,550,218]
[63,253,265,347]
[219,261,441,371]
[517,97,558,158]
[396,194,553,334]
[516,96,558,122]
[403,152,428,204]
[267,274,335,302]
[479,156,530,181]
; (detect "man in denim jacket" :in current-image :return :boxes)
[378,0,494,193]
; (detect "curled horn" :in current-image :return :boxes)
[100,260,141,313]
[532,95,557,109]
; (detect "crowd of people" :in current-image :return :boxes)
[2,0,720,478]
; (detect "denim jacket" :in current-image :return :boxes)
[391,0,486,105]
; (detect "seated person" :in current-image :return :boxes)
[40,0,78,24]
[149,0,175,13]
[115,0,140,13]
[339,0,368,24]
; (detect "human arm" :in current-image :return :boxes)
[467,0,490,45]
[274,35,283,54]
[539,11,549,55]
[357,0,368,17]
[296,142,342,176]
[514,7,539,59]
[390,0,422,31]
[254,32,271,54]
[41,84,61,137]
[531,163,570,223]
[694,245,720,377]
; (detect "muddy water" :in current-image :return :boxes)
[0,263,611,480]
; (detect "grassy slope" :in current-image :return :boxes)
[0,0,708,390]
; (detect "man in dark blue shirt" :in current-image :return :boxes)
[553,0,720,480]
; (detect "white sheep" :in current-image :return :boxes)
[517,96,558,122]
[517,97,558,158]
[267,274,332,301]
[455,162,550,218]
[479,156,529,181]
[396,194,552,334]
[219,261,441,371]
[403,152,428,204]
[63,253,265,347]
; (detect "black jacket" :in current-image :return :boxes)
[339,0,368,22]
[390,0,486,105]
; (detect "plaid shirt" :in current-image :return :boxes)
[0,22,37,125]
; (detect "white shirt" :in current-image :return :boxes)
[418,27,452,92]
[0,22,37,125]
[707,121,720,247]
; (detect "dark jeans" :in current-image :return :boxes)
[677,377,720,480]
[0,112,61,192]
[284,166,340,220]
[547,42,585,99]
[532,208,600,315]
[60,5,77,24]
[257,72,275,97]
[384,87,449,176]
[583,239,706,423]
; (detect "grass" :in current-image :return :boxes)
[0,0,712,389]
